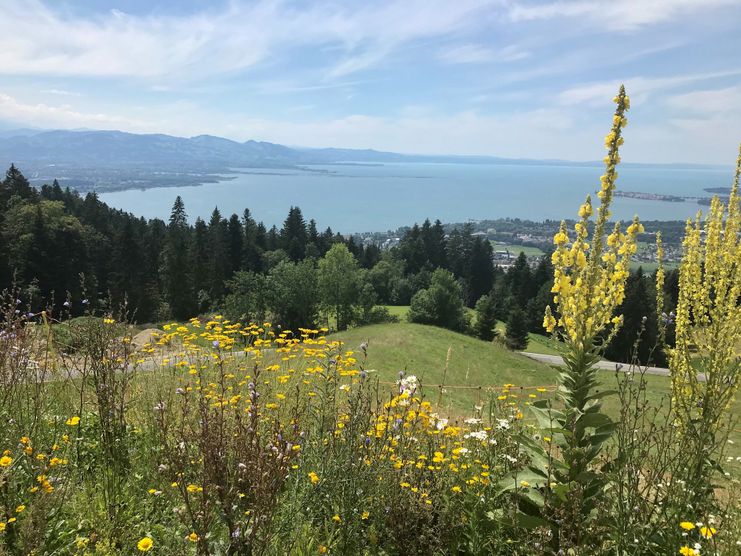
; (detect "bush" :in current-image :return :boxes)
[353,305,399,326]
[408,268,469,332]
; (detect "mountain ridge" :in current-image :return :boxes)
[0,127,728,192]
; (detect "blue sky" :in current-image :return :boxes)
[0,0,739,164]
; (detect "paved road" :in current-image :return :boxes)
[521,352,706,382]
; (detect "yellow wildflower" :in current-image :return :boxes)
[699,526,716,539]
[137,537,153,552]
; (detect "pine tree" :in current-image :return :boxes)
[227,213,243,275]
[474,294,498,341]
[207,208,229,302]
[110,218,141,313]
[506,252,532,309]
[163,196,194,320]
[2,164,37,206]
[190,218,210,310]
[505,306,529,350]
[466,237,494,306]
[242,209,263,272]
[604,268,666,366]
[399,224,427,274]
[281,206,307,261]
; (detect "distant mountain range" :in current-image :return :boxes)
[0,127,724,193]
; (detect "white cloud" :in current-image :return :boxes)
[0,0,499,81]
[41,89,82,97]
[0,92,145,129]
[509,0,738,31]
[557,71,741,107]
[1,88,737,164]
[667,85,741,114]
[438,44,529,64]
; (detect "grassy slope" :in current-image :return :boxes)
[383,306,562,356]
[333,322,558,412]
[331,322,741,465]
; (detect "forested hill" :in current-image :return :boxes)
[0,163,676,366]
[0,162,508,325]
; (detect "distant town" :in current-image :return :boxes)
[352,217,685,270]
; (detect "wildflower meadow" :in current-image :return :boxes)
[0,88,739,555]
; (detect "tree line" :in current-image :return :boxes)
[0,165,676,364]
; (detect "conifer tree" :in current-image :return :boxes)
[190,218,210,310]
[466,237,494,306]
[227,213,243,275]
[281,206,307,261]
[163,196,194,320]
[474,294,498,341]
[242,209,263,272]
[504,306,529,350]
[207,208,229,302]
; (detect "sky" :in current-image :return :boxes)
[0,0,739,165]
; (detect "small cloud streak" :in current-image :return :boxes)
[41,89,82,97]
[0,92,145,130]
[509,0,738,31]
[438,44,529,64]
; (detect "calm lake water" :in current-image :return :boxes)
[99,163,733,232]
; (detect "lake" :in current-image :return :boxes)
[99,162,733,232]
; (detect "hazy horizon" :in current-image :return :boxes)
[0,1,739,165]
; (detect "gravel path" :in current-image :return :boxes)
[521,352,706,382]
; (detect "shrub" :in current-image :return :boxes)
[408,268,469,332]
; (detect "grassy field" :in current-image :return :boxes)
[332,322,741,460]
[333,322,558,412]
[383,305,563,356]
[490,242,545,257]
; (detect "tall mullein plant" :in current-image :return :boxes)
[667,144,741,508]
[505,87,643,546]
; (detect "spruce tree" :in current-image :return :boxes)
[207,208,229,302]
[163,196,194,320]
[466,237,494,306]
[474,294,498,341]
[227,213,243,275]
[505,306,529,350]
[281,206,307,261]
[242,209,263,272]
[190,218,210,310]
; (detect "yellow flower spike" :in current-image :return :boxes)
[545,86,636,347]
[670,143,741,430]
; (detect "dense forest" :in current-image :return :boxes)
[0,164,676,364]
